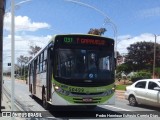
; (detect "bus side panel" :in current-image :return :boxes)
[41,72,47,88]
[35,72,47,100]
[35,74,41,99]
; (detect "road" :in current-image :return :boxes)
[3,78,160,120]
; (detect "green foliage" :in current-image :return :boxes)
[116,85,127,90]
[116,62,133,80]
[155,67,160,78]
[88,28,107,36]
[131,70,151,82]
[117,63,132,75]
[126,41,160,72]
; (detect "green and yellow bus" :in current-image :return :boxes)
[28,34,115,109]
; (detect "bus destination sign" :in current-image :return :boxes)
[63,37,106,46]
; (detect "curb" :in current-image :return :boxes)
[115,90,125,92]
[115,90,125,99]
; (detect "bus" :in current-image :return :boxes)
[28,34,115,109]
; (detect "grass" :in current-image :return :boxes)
[116,84,128,91]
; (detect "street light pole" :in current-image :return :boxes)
[10,0,32,112]
[11,0,15,111]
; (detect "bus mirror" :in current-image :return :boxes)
[49,43,54,51]
[50,47,54,51]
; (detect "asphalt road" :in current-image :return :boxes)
[3,78,160,120]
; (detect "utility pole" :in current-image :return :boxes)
[0,0,6,111]
[152,34,159,79]
[153,34,156,79]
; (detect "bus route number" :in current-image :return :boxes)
[69,87,84,93]
[64,37,73,43]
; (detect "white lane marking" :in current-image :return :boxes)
[104,105,131,111]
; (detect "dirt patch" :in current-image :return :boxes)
[115,79,132,85]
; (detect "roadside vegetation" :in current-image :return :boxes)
[116,41,160,85]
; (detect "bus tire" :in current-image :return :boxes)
[42,91,49,110]
[30,84,34,98]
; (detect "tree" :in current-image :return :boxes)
[28,45,41,56]
[125,41,160,72]
[88,28,107,36]
[117,63,132,76]
[17,55,30,64]
[17,55,31,79]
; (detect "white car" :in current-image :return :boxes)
[125,79,160,107]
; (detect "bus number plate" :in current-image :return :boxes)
[82,98,93,102]
[69,87,84,93]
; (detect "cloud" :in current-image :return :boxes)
[138,7,160,18]
[117,33,160,54]
[4,12,50,32]
[3,34,52,69]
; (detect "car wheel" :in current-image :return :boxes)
[129,95,137,106]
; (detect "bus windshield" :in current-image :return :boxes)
[54,48,114,84]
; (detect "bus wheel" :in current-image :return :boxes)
[42,92,49,110]
[30,84,34,98]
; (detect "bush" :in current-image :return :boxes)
[131,71,151,82]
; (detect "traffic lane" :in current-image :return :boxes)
[46,105,127,119]
[4,78,160,112]
[3,79,160,119]
[46,105,160,120]
[44,97,160,119]
[4,79,160,112]
[106,99,160,112]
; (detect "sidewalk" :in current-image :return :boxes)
[0,89,22,120]
[1,92,11,111]
[1,92,13,120]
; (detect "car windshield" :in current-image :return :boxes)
[54,48,114,81]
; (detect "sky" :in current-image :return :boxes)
[3,0,160,71]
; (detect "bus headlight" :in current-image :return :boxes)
[54,86,59,90]
[54,86,70,95]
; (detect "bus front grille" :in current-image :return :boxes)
[71,92,103,95]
